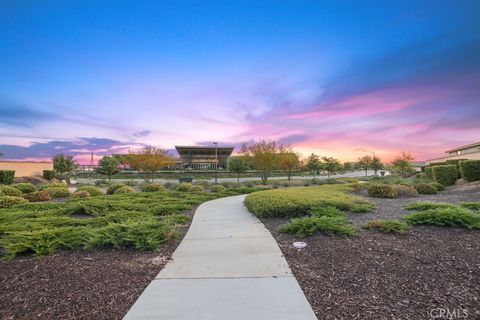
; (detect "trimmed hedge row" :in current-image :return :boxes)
[0,170,15,184]
[42,170,56,180]
[459,160,480,182]
[432,165,457,186]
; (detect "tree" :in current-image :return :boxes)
[342,162,354,172]
[128,146,173,182]
[321,156,341,177]
[96,156,120,181]
[391,152,415,177]
[370,156,384,176]
[113,154,130,169]
[52,154,78,174]
[241,140,283,185]
[358,155,372,176]
[306,153,322,179]
[277,150,300,180]
[227,157,248,182]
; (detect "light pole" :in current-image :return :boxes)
[213,142,218,183]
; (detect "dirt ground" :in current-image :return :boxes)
[262,187,480,320]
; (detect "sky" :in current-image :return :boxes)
[0,0,479,164]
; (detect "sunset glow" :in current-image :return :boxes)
[1,1,479,163]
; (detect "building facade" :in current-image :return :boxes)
[426,141,480,165]
[175,146,234,170]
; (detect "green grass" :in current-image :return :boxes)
[364,220,410,234]
[244,184,373,218]
[278,216,357,237]
[0,188,260,259]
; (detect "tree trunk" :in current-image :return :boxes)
[365,169,368,176]
[287,171,291,180]
[237,172,240,183]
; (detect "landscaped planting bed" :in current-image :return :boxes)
[252,184,480,319]
[0,187,261,319]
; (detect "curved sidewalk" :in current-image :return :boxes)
[124,195,317,320]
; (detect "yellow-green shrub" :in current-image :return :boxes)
[23,191,51,202]
[12,183,36,194]
[0,185,23,197]
[0,196,28,208]
[367,184,397,198]
[76,185,103,196]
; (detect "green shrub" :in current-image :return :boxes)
[414,183,438,195]
[94,179,110,187]
[76,185,103,196]
[44,186,70,198]
[424,166,433,178]
[114,186,134,194]
[405,207,480,229]
[364,220,409,234]
[405,202,456,211]
[189,185,205,192]
[176,183,193,192]
[0,170,15,184]
[38,183,66,191]
[278,216,356,237]
[245,185,371,218]
[0,185,23,197]
[429,182,445,191]
[367,184,397,198]
[42,170,56,180]
[12,183,36,194]
[459,160,480,182]
[309,206,345,218]
[460,202,480,211]
[141,183,165,192]
[107,184,127,195]
[23,191,52,202]
[392,185,418,197]
[0,195,29,208]
[350,203,376,213]
[210,184,226,192]
[432,165,457,186]
[72,190,92,199]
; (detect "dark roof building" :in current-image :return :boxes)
[175,146,234,170]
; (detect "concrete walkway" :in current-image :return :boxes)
[124,195,317,320]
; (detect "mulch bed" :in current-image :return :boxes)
[0,209,196,320]
[262,189,480,320]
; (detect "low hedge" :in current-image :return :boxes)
[0,170,15,184]
[189,185,205,192]
[107,184,127,195]
[367,184,397,198]
[432,165,457,186]
[43,186,70,198]
[176,183,193,192]
[42,170,56,180]
[76,185,103,196]
[245,185,371,218]
[414,183,438,194]
[0,195,29,208]
[392,185,418,197]
[459,160,480,182]
[23,191,52,202]
[141,183,165,192]
[114,186,134,194]
[429,182,445,191]
[405,207,480,229]
[0,185,23,197]
[12,183,36,194]
[72,190,91,199]
[39,183,66,191]
[209,185,226,193]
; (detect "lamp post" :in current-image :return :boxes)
[213,142,218,183]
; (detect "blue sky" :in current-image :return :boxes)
[1,0,479,162]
